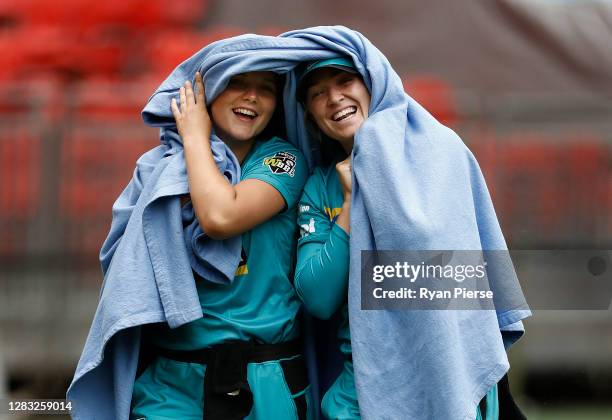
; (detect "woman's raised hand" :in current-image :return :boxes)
[336,156,352,202]
[171,72,212,143]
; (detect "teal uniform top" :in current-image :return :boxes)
[295,165,351,357]
[150,136,309,349]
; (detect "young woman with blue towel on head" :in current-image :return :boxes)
[294,57,519,420]
[129,71,313,419]
[293,57,366,420]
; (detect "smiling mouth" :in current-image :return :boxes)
[332,106,357,122]
[233,107,258,120]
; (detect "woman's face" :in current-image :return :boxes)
[305,68,370,149]
[211,71,278,143]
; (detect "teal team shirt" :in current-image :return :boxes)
[150,136,309,349]
[295,165,351,357]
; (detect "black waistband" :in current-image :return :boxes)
[149,339,303,420]
[153,339,302,365]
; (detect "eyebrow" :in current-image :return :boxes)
[261,76,278,85]
[307,83,322,93]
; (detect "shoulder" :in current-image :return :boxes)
[256,136,304,160]
[247,136,306,177]
[301,164,336,202]
[306,164,336,189]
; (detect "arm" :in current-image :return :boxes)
[294,176,351,320]
[334,156,352,233]
[295,225,350,320]
[171,73,285,240]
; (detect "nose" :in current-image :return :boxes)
[242,85,258,102]
[327,86,344,105]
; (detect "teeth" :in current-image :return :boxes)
[233,108,257,117]
[332,106,357,121]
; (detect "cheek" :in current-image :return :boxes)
[307,104,327,128]
[311,114,327,131]
[210,100,224,123]
[356,97,370,118]
[261,96,277,119]
[361,101,370,118]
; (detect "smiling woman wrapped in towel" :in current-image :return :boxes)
[67,26,530,420]
[293,57,531,420]
[129,71,313,418]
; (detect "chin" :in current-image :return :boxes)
[230,131,257,142]
[333,131,356,143]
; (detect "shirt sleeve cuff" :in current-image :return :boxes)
[331,222,350,243]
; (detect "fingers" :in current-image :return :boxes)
[173,73,205,117]
[195,72,205,105]
[179,85,187,111]
[184,80,195,105]
[337,157,352,168]
[171,98,180,120]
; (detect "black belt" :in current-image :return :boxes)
[152,339,304,420]
[154,339,302,365]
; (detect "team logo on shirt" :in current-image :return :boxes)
[235,247,248,276]
[300,218,316,238]
[324,207,342,223]
[263,152,296,177]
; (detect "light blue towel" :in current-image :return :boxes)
[68,26,530,420]
[68,120,243,419]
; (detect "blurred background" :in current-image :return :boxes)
[0,0,611,419]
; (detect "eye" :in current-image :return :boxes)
[308,89,324,101]
[227,77,246,89]
[339,75,354,85]
[260,82,277,95]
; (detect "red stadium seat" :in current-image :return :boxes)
[59,123,157,254]
[500,136,567,237]
[402,75,459,126]
[563,135,611,239]
[0,0,208,28]
[6,25,128,80]
[70,78,157,123]
[466,131,502,196]
[145,27,244,77]
[0,127,40,220]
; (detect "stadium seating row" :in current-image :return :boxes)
[0,26,249,81]
[1,119,609,256]
[0,0,208,27]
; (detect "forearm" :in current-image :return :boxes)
[334,198,351,234]
[183,134,238,235]
[295,224,350,319]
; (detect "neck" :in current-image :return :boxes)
[226,138,255,164]
[339,137,354,154]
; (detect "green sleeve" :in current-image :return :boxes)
[294,172,350,320]
[241,138,309,209]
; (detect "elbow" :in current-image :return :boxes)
[295,277,335,320]
[197,210,235,240]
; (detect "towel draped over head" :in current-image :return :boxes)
[67,25,530,420]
